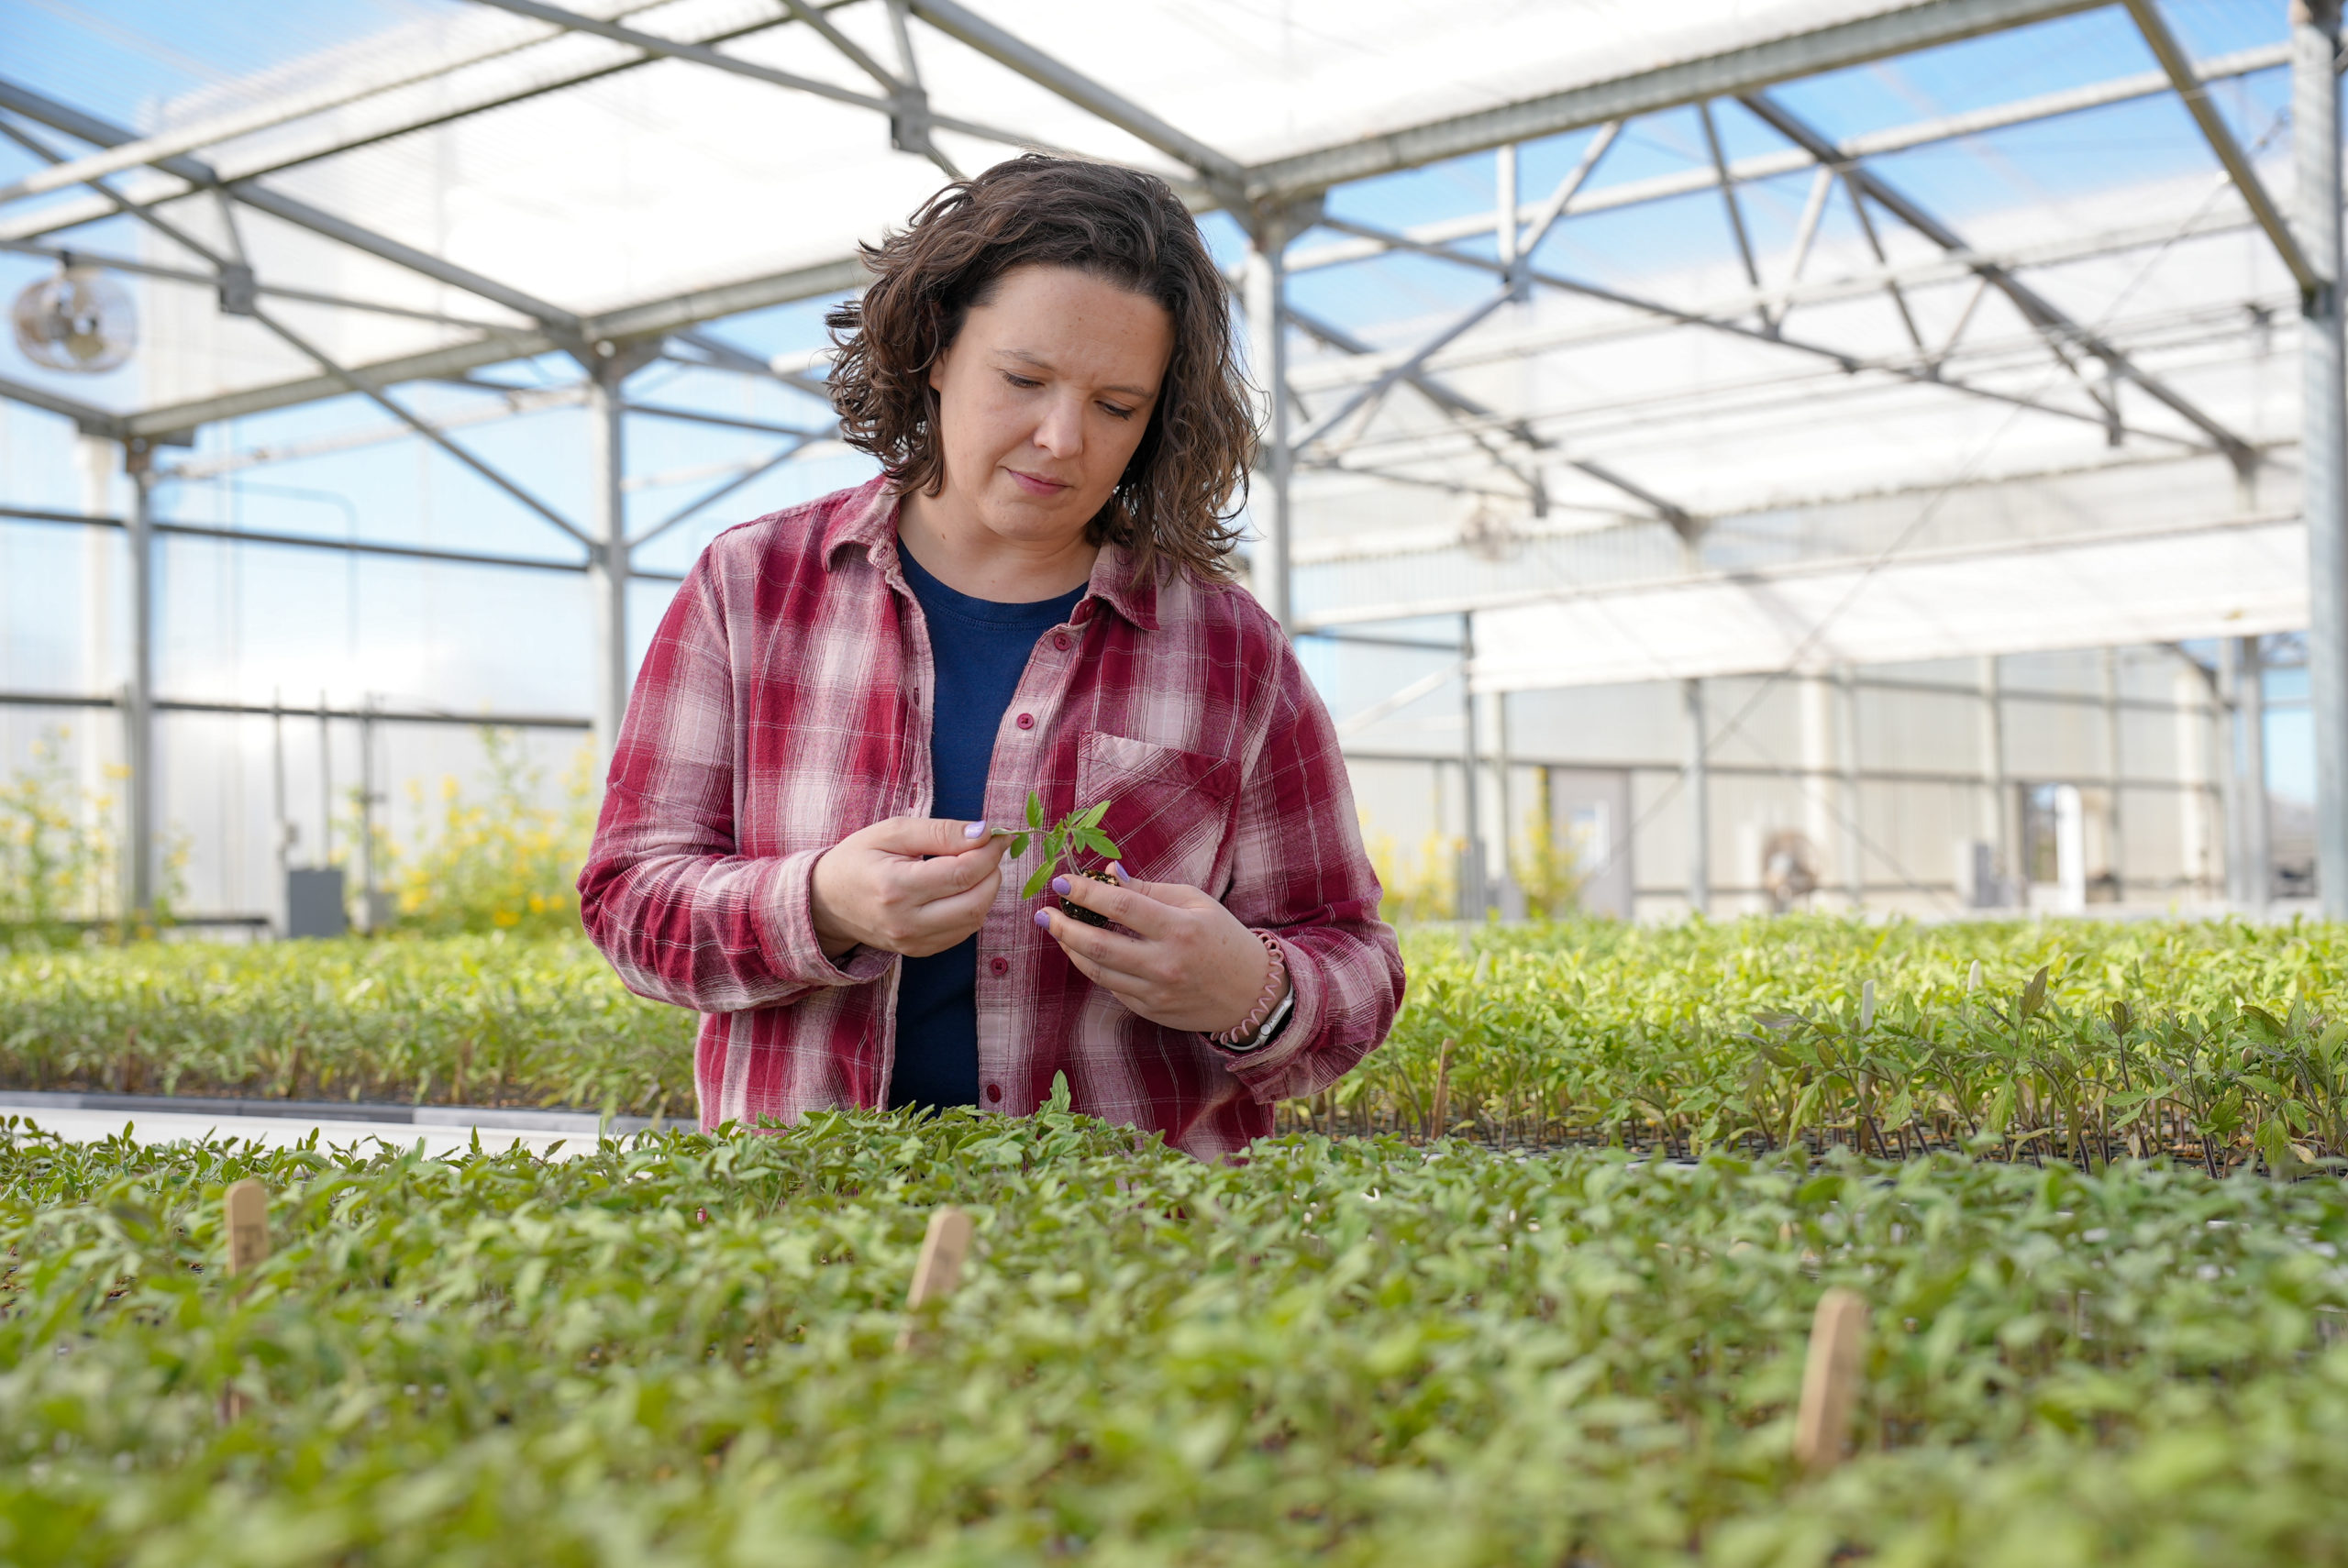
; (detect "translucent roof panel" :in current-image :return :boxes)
[0,0,2088,422]
[1468,514,2308,691]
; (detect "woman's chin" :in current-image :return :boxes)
[975,496,1096,551]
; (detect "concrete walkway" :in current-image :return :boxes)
[0,1091,659,1160]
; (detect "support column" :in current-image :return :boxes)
[1244,213,1295,633]
[2219,636,2246,903]
[271,690,289,932]
[2296,0,2348,917]
[1685,676,1709,916]
[2102,646,2126,902]
[316,692,333,869]
[73,433,116,880]
[1978,654,2009,906]
[1800,672,1834,897]
[124,446,155,922]
[2241,635,2272,913]
[1458,613,1485,919]
[587,362,630,768]
[1837,664,1864,909]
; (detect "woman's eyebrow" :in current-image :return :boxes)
[997,348,1156,401]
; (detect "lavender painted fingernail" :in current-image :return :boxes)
[1051,876,1071,897]
[1033,908,1052,930]
[1109,861,1129,884]
[963,821,988,839]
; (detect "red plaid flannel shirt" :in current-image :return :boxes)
[578,477,1403,1160]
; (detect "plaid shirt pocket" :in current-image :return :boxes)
[1076,732,1240,894]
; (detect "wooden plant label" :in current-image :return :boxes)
[897,1206,974,1353]
[225,1179,270,1277]
[905,1207,973,1309]
[221,1180,270,1422]
[1793,1287,1868,1474]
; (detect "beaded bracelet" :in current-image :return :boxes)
[1208,930,1288,1048]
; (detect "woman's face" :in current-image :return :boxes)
[925,263,1174,556]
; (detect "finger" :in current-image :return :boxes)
[905,869,1002,945]
[1051,869,1175,935]
[1050,926,1156,999]
[1035,905,1161,981]
[895,848,1005,904]
[862,816,999,858]
[1105,862,1214,909]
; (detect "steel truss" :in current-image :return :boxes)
[0,0,2340,916]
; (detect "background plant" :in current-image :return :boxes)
[0,934,692,1117]
[0,726,187,947]
[1288,916,2348,1169]
[13,916,2348,1168]
[393,728,597,935]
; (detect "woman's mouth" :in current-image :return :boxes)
[1006,468,1072,497]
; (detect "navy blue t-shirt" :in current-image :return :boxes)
[887,546,1086,1111]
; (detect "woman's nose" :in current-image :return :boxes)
[1033,394,1087,458]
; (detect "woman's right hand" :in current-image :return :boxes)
[809,818,1014,960]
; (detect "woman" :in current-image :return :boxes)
[579,155,1403,1161]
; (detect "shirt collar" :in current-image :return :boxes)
[823,475,1160,633]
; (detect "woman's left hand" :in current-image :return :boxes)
[1036,866,1284,1036]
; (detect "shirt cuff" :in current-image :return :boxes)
[758,848,896,990]
[1211,941,1324,1094]
[1218,980,1295,1053]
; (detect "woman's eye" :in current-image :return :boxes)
[1100,403,1135,421]
[1002,372,1041,389]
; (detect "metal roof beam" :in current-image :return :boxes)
[1696,102,1767,319]
[1290,208,2258,390]
[1306,214,2221,451]
[628,436,814,549]
[1240,0,2101,202]
[0,76,578,335]
[0,234,518,331]
[460,0,901,118]
[1736,89,2257,472]
[0,372,119,436]
[0,9,873,246]
[2121,0,2318,296]
[904,0,1246,193]
[1282,41,2292,276]
[246,302,587,545]
[0,26,549,209]
[667,327,836,400]
[461,0,1013,180]
[1286,298,1697,533]
[116,254,865,437]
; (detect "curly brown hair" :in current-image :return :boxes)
[826,155,1255,582]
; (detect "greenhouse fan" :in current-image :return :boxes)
[10,260,136,373]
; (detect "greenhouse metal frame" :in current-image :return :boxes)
[0,0,2342,920]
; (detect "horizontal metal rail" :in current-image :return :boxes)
[1338,749,2221,795]
[0,505,688,582]
[0,690,589,730]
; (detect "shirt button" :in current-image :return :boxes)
[1051,633,1071,651]
[1015,712,1035,730]
[985,1083,1003,1103]
[989,955,1008,976]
